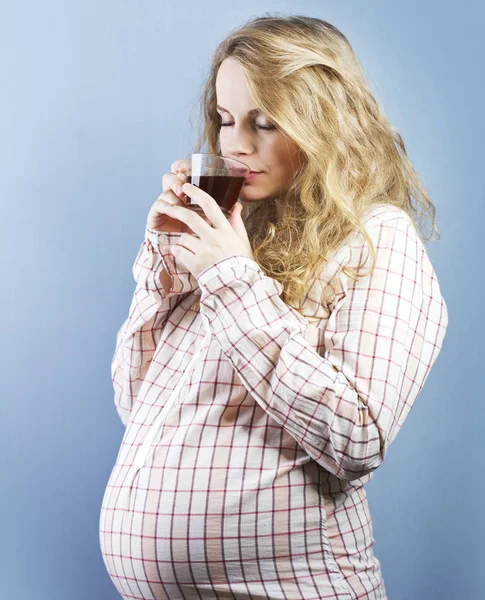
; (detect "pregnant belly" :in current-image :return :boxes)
[98,459,349,600]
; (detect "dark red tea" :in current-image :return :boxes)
[186,175,246,216]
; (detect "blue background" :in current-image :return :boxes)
[2,1,483,599]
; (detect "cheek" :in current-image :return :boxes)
[270,144,299,181]
[272,134,296,159]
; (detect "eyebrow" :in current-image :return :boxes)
[216,104,263,117]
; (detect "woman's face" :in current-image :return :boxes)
[215,57,301,206]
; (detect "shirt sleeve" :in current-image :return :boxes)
[111,225,199,426]
[196,214,449,481]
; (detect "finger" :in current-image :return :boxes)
[156,200,214,239]
[151,195,212,235]
[182,182,230,231]
[157,189,189,208]
[171,160,188,184]
[171,159,187,174]
[175,165,188,187]
[161,173,188,202]
[228,202,250,240]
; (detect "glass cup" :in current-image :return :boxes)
[183,153,251,218]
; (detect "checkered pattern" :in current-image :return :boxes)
[99,204,448,599]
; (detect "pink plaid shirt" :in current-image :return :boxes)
[99,204,448,600]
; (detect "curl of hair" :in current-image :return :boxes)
[189,13,440,317]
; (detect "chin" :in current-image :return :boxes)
[239,187,274,203]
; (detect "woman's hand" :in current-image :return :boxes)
[146,159,212,233]
[159,181,253,279]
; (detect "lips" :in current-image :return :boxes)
[244,171,261,183]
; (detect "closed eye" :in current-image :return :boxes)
[220,122,276,131]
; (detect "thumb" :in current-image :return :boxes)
[228,202,247,237]
[230,202,250,240]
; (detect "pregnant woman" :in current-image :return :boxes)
[99,14,448,600]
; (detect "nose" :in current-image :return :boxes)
[223,123,256,158]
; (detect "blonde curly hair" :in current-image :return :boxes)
[190,13,440,316]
